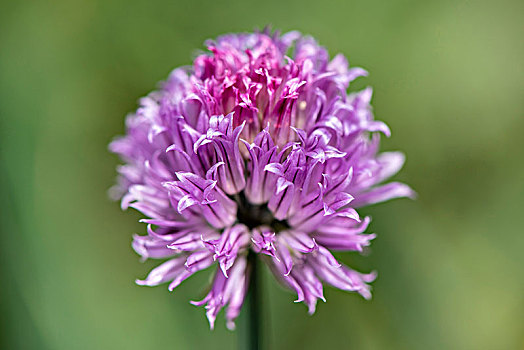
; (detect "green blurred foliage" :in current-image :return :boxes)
[1,0,523,349]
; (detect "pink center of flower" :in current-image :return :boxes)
[193,35,309,146]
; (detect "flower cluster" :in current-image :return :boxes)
[110,29,414,329]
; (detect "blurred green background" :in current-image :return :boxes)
[1,0,523,349]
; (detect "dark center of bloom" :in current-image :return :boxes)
[233,191,290,231]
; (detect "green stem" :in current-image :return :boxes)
[241,252,260,350]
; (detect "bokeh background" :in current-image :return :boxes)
[1,0,523,349]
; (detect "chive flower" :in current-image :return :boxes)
[110,29,414,329]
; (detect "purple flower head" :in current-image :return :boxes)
[110,29,414,329]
